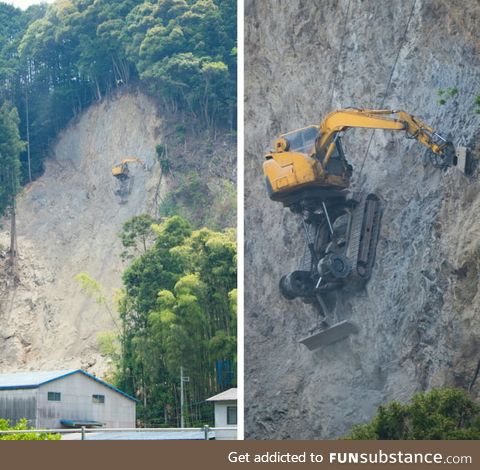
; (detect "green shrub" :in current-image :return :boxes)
[175,124,186,142]
[159,173,212,226]
[345,388,480,440]
[0,418,60,440]
[437,87,459,106]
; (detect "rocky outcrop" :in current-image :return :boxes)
[245,0,480,438]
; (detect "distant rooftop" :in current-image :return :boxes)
[206,388,237,402]
[0,369,137,402]
[0,370,73,389]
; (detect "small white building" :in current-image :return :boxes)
[0,369,136,429]
[207,388,237,440]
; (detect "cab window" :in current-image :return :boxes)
[282,126,318,154]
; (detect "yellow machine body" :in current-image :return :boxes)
[112,157,144,178]
[264,109,456,202]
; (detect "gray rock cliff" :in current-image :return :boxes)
[245,0,480,439]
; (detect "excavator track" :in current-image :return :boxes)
[346,193,381,282]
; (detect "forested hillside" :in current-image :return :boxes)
[0,0,236,428]
[0,0,235,185]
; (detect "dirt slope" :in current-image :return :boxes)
[0,90,164,374]
[245,0,480,438]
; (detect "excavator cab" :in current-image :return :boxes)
[283,125,353,179]
[264,127,351,205]
[112,158,144,180]
[281,125,318,154]
[112,162,130,180]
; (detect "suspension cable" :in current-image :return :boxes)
[327,0,351,113]
[358,0,418,179]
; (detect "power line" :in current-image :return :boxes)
[358,0,418,179]
[327,0,351,113]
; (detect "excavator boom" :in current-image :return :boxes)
[318,109,456,167]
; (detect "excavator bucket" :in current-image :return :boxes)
[455,146,471,174]
[299,320,358,350]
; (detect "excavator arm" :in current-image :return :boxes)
[119,157,144,165]
[317,108,456,169]
[112,157,144,178]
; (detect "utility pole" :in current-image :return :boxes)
[180,366,189,428]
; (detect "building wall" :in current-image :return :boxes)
[213,400,237,440]
[36,373,135,429]
[0,389,37,427]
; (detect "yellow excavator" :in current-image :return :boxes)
[112,157,144,180]
[112,157,145,204]
[263,108,464,350]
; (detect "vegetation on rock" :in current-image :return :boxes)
[345,388,480,440]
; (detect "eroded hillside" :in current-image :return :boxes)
[245,0,480,438]
[0,91,236,374]
[0,90,235,375]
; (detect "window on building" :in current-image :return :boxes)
[47,391,61,401]
[92,394,105,404]
[227,406,237,425]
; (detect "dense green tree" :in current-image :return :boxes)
[0,102,23,216]
[0,0,236,185]
[345,388,480,440]
[119,214,157,260]
[115,215,236,426]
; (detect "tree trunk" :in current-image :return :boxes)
[25,87,32,183]
[9,197,19,283]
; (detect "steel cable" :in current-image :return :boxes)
[358,0,418,179]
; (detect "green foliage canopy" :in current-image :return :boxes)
[0,0,236,185]
[115,215,236,426]
[345,388,480,440]
[0,102,24,216]
[0,419,60,440]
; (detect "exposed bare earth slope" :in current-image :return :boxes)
[245,0,480,438]
[0,91,164,374]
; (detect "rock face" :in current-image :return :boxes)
[0,90,164,374]
[245,0,480,439]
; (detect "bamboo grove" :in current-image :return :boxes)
[114,215,237,426]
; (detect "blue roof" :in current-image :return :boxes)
[0,369,137,402]
[60,419,103,428]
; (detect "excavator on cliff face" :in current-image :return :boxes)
[112,157,145,203]
[264,108,467,350]
[112,157,144,180]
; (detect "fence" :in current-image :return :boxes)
[0,426,237,440]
